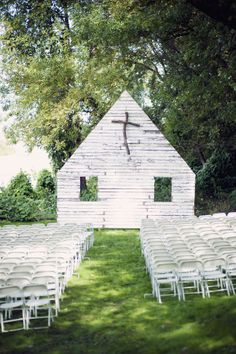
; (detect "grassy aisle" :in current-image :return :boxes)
[1,229,236,354]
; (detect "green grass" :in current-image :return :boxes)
[1,229,236,354]
[0,220,56,227]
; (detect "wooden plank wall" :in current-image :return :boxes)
[57,91,195,228]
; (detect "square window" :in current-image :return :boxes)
[80,176,98,201]
[154,177,172,202]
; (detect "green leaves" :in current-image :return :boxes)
[0,0,235,210]
[80,176,98,202]
[0,170,56,222]
[36,169,56,197]
[7,171,35,198]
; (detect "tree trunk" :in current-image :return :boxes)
[80,177,87,192]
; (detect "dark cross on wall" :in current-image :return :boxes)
[112,112,140,155]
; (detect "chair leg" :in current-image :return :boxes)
[225,279,231,296]
[156,284,162,304]
[0,313,4,333]
[177,283,182,301]
[48,308,51,327]
[229,278,235,294]
[201,282,205,298]
[179,283,185,301]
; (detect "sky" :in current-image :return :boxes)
[0,108,51,187]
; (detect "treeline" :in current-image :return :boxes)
[0,1,235,214]
[0,170,56,222]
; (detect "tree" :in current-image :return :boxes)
[0,170,56,222]
[0,0,236,211]
[36,169,56,219]
[7,171,34,198]
[36,169,55,198]
[0,0,84,170]
[0,171,37,221]
[188,0,236,30]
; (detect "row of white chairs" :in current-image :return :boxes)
[0,222,94,332]
[140,216,236,303]
[199,212,236,219]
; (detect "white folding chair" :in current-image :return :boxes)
[0,286,26,332]
[177,260,205,300]
[203,258,233,297]
[31,276,60,316]
[23,284,53,329]
[152,262,180,303]
[225,255,236,294]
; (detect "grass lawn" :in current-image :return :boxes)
[0,221,56,227]
[1,229,236,354]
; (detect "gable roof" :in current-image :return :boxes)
[60,91,194,174]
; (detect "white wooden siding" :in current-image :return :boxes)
[57,91,195,228]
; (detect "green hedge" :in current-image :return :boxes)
[0,170,56,222]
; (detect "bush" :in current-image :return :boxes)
[229,190,236,211]
[0,170,56,222]
[36,194,56,220]
[36,170,56,219]
[0,188,38,222]
[196,149,236,197]
[154,177,172,202]
[36,169,55,198]
[7,171,35,198]
[80,177,98,201]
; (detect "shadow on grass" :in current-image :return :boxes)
[0,229,236,354]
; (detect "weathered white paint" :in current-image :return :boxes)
[57,91,195,228]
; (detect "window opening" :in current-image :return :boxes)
[80,176,98,201]
[154,177,172,202]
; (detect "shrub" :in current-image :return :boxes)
[0,170,56,222]
[196,149,236,197]
[0,188,38,221]
[36,169,55,198]
[80,176,98,201]
[7,171,35,198]
[36,194,56,220]
[229,190,236,211]
[154,177,172,202]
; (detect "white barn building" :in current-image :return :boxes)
[57,91,195,228]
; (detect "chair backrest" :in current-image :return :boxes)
[155,262,178,272]
[12,265,35,273]
[36,265,55,272]
[213,213,226,218]
[179,260,203,271]
[0,262,17,270]
[0,271,7,279]
[33,271,58,278]
[0,286,22,299]
[6,277,30,288]
[32,275,57,283]
[31,276,58,292]
[203,258,225,269]
[24,257,45,263]
[27,251,47,258]
[23,284,48,297]
[226,255,236,264]
[9,271,32,278]
[0,251,7,258]
[0,266,11,273]
[7,251,26,258]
